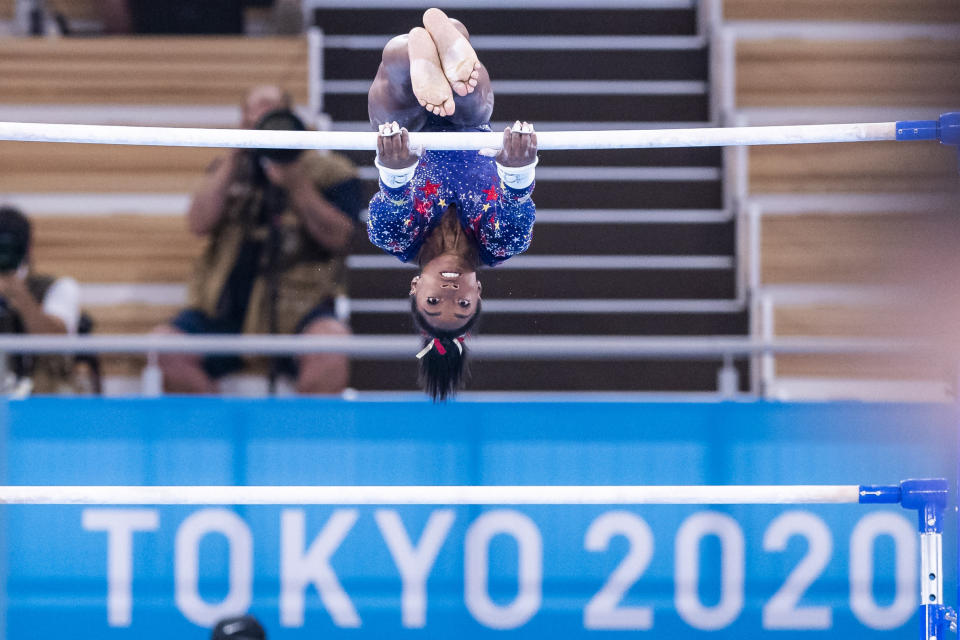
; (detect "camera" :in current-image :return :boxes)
[0,230,26,274]
[254,108,306,165]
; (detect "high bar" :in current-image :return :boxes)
[0,120,916,151]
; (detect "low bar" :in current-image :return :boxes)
[0,485,861,505]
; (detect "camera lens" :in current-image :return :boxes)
[254,109,306,165]
[0,232,26,273]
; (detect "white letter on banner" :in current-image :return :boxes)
[174,509,253,626]
[82,509,159,627]
[464,510,542,629]
[674,511,745,630]
[375,509,455,628]
[280,509,360,628]
[850,512,916,630]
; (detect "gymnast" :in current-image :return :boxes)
[367,8,538,401]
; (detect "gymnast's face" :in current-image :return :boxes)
[411,256,481,332]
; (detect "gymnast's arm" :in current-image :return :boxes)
[482,123,538,262]
[186,150,241,236]
[367,124,422,260]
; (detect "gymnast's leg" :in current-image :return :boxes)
[368,12,493,130]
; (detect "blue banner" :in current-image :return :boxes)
[1,398,956,638]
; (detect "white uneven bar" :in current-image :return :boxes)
[0,485,860,505]
[0,121,898,151]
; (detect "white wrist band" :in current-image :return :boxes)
[496,157,538,190]
[375,156,418,189]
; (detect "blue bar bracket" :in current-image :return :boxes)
[901,478,948,533]
[895,479,955,640]
[928,606,958,640]
[896,112,960,173]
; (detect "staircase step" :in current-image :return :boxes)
[356,177,721,209]
[312,8,697,36]
[351,222,734,255]
[324,93,709,123]
[349,267,736,299]
[350,310,748,335]
[324,47,707,81]
[340,147,722,169]
[350,359,747,392]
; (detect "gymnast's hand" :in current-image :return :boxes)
[377,122,419,169]
[496,121,537,167]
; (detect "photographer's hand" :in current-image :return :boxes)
[262,158,311,191]
[0,274,67,334]
[0,274,31,310]
[186,149,243,236]
[268,157,355,253]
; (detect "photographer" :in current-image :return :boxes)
[0,206,83,393]
[155,85,362,394]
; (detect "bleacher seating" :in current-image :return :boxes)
[3,3,744,393]
[311,4,742,392]
[4,0,956,395]
[733,8,960,392]
[0,36,308,387]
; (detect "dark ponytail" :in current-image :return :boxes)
[411,298,481,402]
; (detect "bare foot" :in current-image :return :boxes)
[407,27,455,116]
[423,8,481,97]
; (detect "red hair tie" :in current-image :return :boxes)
[415,336,465,360]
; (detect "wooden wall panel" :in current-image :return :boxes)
[748,141,958,193]
[737,40,960,108]
[0,142,219,192]
[726,0,960,23]
[31,215,202,283]
[0,37,308,104]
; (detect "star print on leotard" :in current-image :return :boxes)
[420,180,440,197]
[414,198,432,216]
[367,122,536,267]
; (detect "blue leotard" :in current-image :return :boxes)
[367,121,536,266]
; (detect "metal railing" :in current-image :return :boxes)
[0,334,945,398]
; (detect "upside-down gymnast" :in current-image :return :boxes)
[366,8,538,401]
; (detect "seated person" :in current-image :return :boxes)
[155,85,362,394]
[0,206,89,394]
[367,9,538,401]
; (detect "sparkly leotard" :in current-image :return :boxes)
[367,121,536,266]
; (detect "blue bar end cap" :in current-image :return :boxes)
[894,113,960,143]
[859,484,901,503]
[896,119,940,141]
